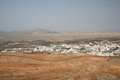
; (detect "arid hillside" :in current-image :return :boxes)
[0,53,120,80]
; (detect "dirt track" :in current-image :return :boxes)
[1,54,118,62]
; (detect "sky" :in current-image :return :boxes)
[0,0,120,31]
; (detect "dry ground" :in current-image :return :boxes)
[0,53,120,80]
[0,32,120,42]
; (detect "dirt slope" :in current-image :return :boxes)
[0,53,120,80]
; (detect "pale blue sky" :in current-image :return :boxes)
[0,0,120,31]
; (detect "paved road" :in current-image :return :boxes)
[0,55,119,62]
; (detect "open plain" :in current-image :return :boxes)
[0,32,120,42]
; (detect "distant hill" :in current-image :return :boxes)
[0,28,58,34]
[27,28,58,34]
[0,30,7,33]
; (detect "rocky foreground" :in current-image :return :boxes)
[0,53,120,80]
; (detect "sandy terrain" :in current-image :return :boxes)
[0,53,120,80]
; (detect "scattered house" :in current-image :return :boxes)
[1,41,120,56]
